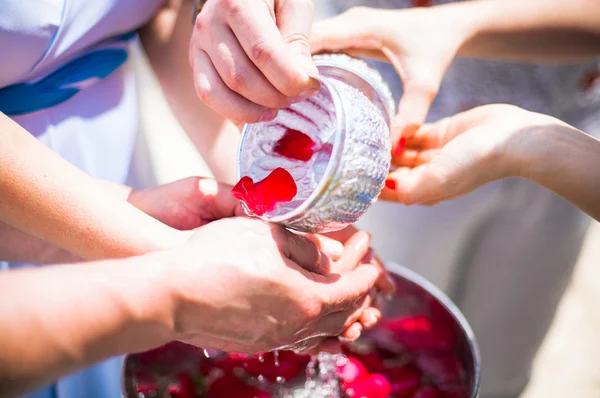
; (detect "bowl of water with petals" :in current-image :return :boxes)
[121,262,481,397]
[233,54,394,233]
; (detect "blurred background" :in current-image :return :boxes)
[129,34,600,397]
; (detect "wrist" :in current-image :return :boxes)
[505,112,568,180]
[428,1,484,56]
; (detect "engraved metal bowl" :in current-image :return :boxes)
[236,54,394,233]
[121,262,481,397]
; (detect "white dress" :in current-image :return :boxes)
[318,1,600,397]
[0,0,163,396]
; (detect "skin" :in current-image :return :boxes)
[310,0,600,162]
[188,0,321,124]
[0,222,386,398]
[378,104,600,221]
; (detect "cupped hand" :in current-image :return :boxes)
[128,177,244,231]
[311,6,470,155]
[189,0,320,124]
[380,104,557,205]
[162,217,384,353]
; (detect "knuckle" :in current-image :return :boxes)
[222,0,242,14]
[249,40,275,67]
[224,69,248,93]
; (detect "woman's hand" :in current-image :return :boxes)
[311,5,474,154]
[380,104,561,205]
[161,217,384,353]
[189,0,320,124]
[128,177,244,230]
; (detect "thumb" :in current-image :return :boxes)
[392,80,438,157]
[276,0,319,77]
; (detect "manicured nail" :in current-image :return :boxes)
[393,136,407,157]
[385,179,396,190]
[258,109,278,123]
[297,87,320,102]
[363,313,378,328]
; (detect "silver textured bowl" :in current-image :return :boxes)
[121,262,481,398]
[236,54,393,233]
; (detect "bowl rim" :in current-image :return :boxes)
[236,74,346,226]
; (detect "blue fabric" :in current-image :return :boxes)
[0,32,134,116]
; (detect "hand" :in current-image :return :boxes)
[311,6,472,156]
[381,104,558,205]
[159,217,383,353]
[189,0,320,124]
[128,177,244,230]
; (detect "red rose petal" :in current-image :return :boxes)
[342,346,386,373]
[207,374,271,398]
[166,372,197,398]
[416,353,465,385]
[382,315,456,351]
[386,365,421,397]
[343,373,391,398]
[579,68,600,93]
[232,168,297,216]
[273,128,317,161]
[412,0,433,7]
[413,386,451,398]
[336,356,369,384]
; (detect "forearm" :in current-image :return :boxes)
[516,120,600,220]
[0,113,186,260]
[140,0,239,185]
[0,254,173,397]
[439,0,600,62]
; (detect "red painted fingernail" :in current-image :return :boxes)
[385,179,396,190]
[393,137,407,157]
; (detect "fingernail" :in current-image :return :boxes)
[348,324,362,341]
[322,240,344,259]
[386,273,397,293]
[258,109,278,123]
[363,313,378,327]
[393,136,407,157]
[296,87,320,102]
[385,178,396,190]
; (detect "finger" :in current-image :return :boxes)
[276,0,319,77]
[303,234,344,261]
[191,47,275,123]
[318,292,372,335]
[228,0,319,98]
[321,262,381,313]
[333,231,371,274]
[196,178,246,220]
[278,227,329,274]
[310,7,382,54]
[391,148,439,168]
[359,307,382,329]
[320,225,358,245]
[391,82,437,155]
[340,322,363,342]
[202,22,294,109]
[371,254,396,295]
[386,165,448,205]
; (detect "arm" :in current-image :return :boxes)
[139,0,240,184]
[0,219,384,397]
[516,121,600,220]
[0,112,187,261]
[455,0,600,62]
[0,254,172,398]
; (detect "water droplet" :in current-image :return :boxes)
[258,354,264,363]
[202,349,210,358]
[274,350,280,367]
